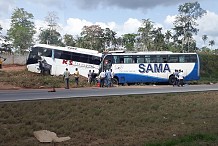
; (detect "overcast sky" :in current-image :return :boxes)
[1,0,218,49]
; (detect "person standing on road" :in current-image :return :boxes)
[106,69,112,87]
[74,68,80,87]
[99,70,106,87]
[91,70,97,85]
[63,68,70,89]
[173,69,179,86]
[178,70,184,87]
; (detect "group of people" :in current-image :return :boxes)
[99,69,114,88]
[63,68,80,89]
[88,70,98,86]
[172,69,185,87]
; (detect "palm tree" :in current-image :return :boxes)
[202,35,208,46]
[209,40,215,49]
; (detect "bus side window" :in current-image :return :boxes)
[145,56,150,63]
[120,58,124,63]
[54,50,62,59]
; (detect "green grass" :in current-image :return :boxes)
[146,133,218,146]
[0,69,90,88]
[0,91,218,146]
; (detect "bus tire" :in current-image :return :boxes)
[112,77,118,86]
[169,75,175,85]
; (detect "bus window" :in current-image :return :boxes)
[78,54,89,63]
[144,55,150,63]
[190,55,197,62]
[120,57,124,63]
[156,55,167,63]
[124,56,132,64]
[113,55,120,64]
[137,56,145,63]
[188,54,197,62]
[41,48,52,57]
[168,55,179,63]
[179,55,185,63]
[90,56,101,65]
[59,51,71,60]
[150,55,157,63]
[54,50,62,59]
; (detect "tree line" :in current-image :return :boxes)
[0,1,217,54]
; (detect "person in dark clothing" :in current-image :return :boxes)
[91,70,97,85]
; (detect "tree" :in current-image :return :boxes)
[103,28,117,49]
[202,34,208,46]
[38,28,63,46]
[137,19,154,51]
[63,34,75,47]
[209,40,215,50]
[41,11,61,45]
[152,27,165,51]
[80,25,104,51]
[122,33,137,51]
[7,8,36,53]
[173,2,206,52]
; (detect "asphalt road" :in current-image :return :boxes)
[0,84,217,102]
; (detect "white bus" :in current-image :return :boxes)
[100,51,200,85]
[26,44,102,77]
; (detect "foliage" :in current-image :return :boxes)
[137,19,154,51]
[80,25,104,51]
[199,53,218,83]
[7,8,36,53]
[37,11,64,46]
[122,33,137,51]
[38,28,64,46]
[103,28,117,49]
[63,34,76,46]
[173,2,207,52]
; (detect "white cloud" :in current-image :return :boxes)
[115,18,141,36]
[197,11,218,48]
[0,0,15,17]
[60,18,141,37]
[0,19,11,35]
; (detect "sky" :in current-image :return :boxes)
[1,0,218,49]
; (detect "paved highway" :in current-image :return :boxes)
[0,84,217,102]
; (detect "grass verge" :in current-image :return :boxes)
[0,91,218,146]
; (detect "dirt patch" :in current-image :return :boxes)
[0,82,20,90]
[1,64,26,72]
[0,65,26,90]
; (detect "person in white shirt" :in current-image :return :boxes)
[178,70,184,87]
[99,70,106,87]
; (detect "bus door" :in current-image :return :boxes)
[103,55,113,71]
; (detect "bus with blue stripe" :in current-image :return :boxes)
[100,51,200,85]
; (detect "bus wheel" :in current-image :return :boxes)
[112,78,118,86]
[169,75,175,85]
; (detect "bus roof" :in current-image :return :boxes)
[108,51,197,56]
[33,44,102,56]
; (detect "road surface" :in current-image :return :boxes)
[0,84,217,102]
